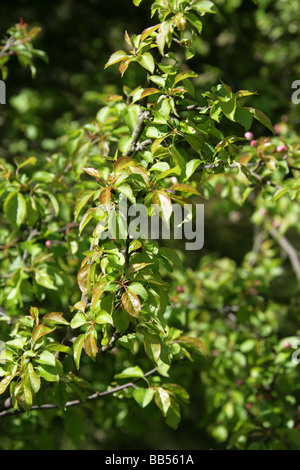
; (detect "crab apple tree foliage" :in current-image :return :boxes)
[0,0,300,450]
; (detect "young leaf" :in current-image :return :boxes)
[94,310,114,325]
[77,264,91,296]
[43,312,69,326]
[4,191,27,227]
[171,183,204,197]
[155,387,171,417]
[137,52,155,74]
[84,332,98,362]
[25,363,41,394]
[115,366,144,379]
[82,167,102,178]
[174,70,198,85]
[75,190,96,222]
[133,387,155,407]
[141,24,160,42]
[32,324,56,344]
[156,21,171,56]
[0,375,15,395]
[246,107,274,134]
[113,156,135,172]
[144,332,161,362]
[140,88,159,100]
[73,334,85,369]
[99,188,111,205]
[35,350,56,367]
[104,50,128,69]
[71,312,89,329]
[152,190,173,222]
[121,291,141,319]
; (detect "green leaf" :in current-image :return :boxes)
[163,383,190,403]
[128,282,148,300]
[32,324,56,344]
[128,262,153,275]
[79,208,97,235]
[113,156,135,172]
[171,183,204,197]
[273,187,290,201]
[14,383,32,413]
[219,95,236,121]
[156,21,171,56]
[77,264,91,296]
[29,306,39,324]
[133,387,155,407]
[73,334,85,369]
[174,70,198,85]
[71,312,89,329]
[35,362,61,382]
[82,167,102,178]
[118,135,134,154]
[152,190,173,222]
[191,0,218,14]
[115,366,144,379]
[116,183,136,204]
[166,399,181,429]
[144,332,161,362]
[184,159,201,181]
[0,375,15,395]
[4,191,27,227]
[104,50,128,69]
[35,350,56,367]
[32,171,55,183]
[234,107,253,130]
[84,332,98,362]
[112,308,129,334]
[137,53,155,74]
[35,269,56,290]
[184,11,203,34]
[246,107,274,134]
[176,336,207,355]
[75,190,96,222]
[159,247,183,270]
[121,291,141,319]
[155,387,171,416]
[94,310,114,325]
[43,312,69,326]
[133,0,143,6]
[25,363,41,394]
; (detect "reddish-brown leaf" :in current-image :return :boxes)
[121,291,141,319]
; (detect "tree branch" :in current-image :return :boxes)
[126,109,151,156]
[0,366,158,419]
[268,227,300,280]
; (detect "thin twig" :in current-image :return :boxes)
[268,227,300,280]
[0,367,158,419]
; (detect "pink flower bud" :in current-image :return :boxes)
[244,131,253,141]
[250,140,257,147]
[274,124,281,135]
[235,378,243,386]
[45,240,52,248]
[272,220,280,228]
[283,341,291,349]
[246,403,252,410]
[176,286,184,293]
[276,144,288,153]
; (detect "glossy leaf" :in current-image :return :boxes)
[121,291,141,319]
[4,191,27,227]
[133,387,155,407]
